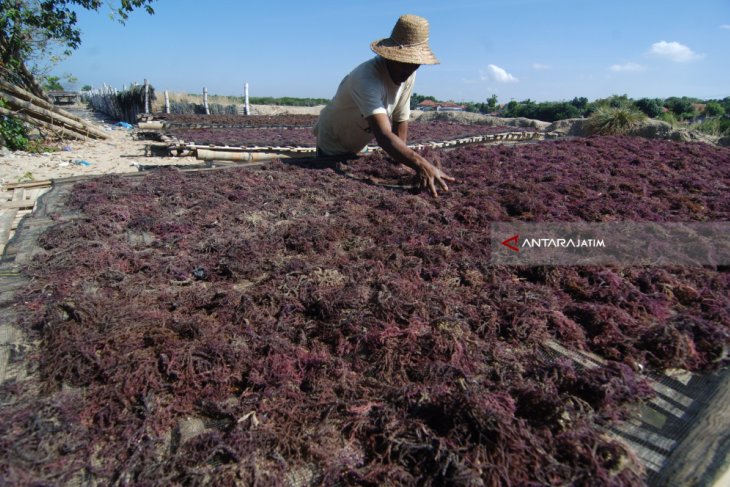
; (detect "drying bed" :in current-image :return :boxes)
[1,135,729,486]
[150,113,319,128]
[163,121,535,149]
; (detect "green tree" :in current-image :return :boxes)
[720,97,730,114]
[664,97,696,119]
[634,98,664,118]
[593,94,631,109]
[410,92,437,110]
[486,94,498,112]
[570,96,588,111]
[1,1,156,95]
[703,101,725,118]
[42,74,63,90]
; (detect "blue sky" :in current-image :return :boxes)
[53,0,729,104]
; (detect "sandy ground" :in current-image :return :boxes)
[0,105,204,188]
[0,103,326,189]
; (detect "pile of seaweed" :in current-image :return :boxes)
[164,121,529,149]
[2,135,729,486]
[152,113,319,128]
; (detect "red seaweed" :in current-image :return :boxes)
[163,121,532,148]
[3,135,729,485]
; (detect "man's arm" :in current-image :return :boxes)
[367,113,454,197]
[392,120,408,144]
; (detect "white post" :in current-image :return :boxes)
[144,79,150,113]
[244,82,250,116]
[203,87,209,115]
[164,90,170,114]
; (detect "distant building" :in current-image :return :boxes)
[416,100,465,112]
[417,100,439,111]
[436,101,466,112]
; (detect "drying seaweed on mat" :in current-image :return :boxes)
[1,135,729,486]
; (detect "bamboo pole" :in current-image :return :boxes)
[0,90,109,140]
[203,87,209,115]
[0,106,89,141]
[196,149,293,162]
[244,82,250,116]
[138,121,164,130]
[0,78,106,134]
[164,90,170,114]
[144,79,150,114]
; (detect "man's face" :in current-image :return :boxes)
[386,60,420,84]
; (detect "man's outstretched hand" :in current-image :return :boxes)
[414,153,455,198]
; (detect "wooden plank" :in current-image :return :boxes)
[3,180,53,190]
[0,209,19,255]
[12,209,31,228]
[1,201,36,210]
[23,188,41,202]
[11,188,25,203]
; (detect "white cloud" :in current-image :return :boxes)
[721,24,730,30]
[610,62,645,72]
[532,63,551,70]
[648,41,704,62]
[481,64,519,83]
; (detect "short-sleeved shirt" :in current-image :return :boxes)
[314,56,415,156]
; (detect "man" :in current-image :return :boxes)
[314,14,455,197]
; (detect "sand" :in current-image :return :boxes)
[0,105,202,188]
[0,103,326,189]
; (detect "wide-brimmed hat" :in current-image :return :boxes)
[370,14,439,65]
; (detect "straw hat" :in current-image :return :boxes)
[370,14,439,65]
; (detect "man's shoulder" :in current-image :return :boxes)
[350,56,387,82]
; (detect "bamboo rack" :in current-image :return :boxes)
[0,79,108,140]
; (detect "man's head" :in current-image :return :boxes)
[370,14,439,66]
[384,59,420,84]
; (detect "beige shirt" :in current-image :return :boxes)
[314,56,415,155]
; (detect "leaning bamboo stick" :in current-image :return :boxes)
[196,149,294,162]
[0,79,105,133]
[0,106,89,141]
[0,91,108,140]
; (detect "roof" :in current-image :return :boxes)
[416,100,466,109]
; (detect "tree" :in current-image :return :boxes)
[593,94,631,109]
[570,96,588,111]
[1,1,156,95]
[410,92,437,110]
[42,74,63,90]
[703,101,725,118]
[634,98,664,118]
[664,97,697,119]
[486,94,498,112]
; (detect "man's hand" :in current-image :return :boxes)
[412,152,455,198]
[367,113,456,197]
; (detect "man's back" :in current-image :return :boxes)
[315,56,415,156]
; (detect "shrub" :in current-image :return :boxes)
[703,102,725,118]
[694,118,730,137]
[0,99,30,150]
[586,106,647,135]
[501,99,583,122]
[634,98,664,118]
[657,111,679,126]
[665,97,697,119]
